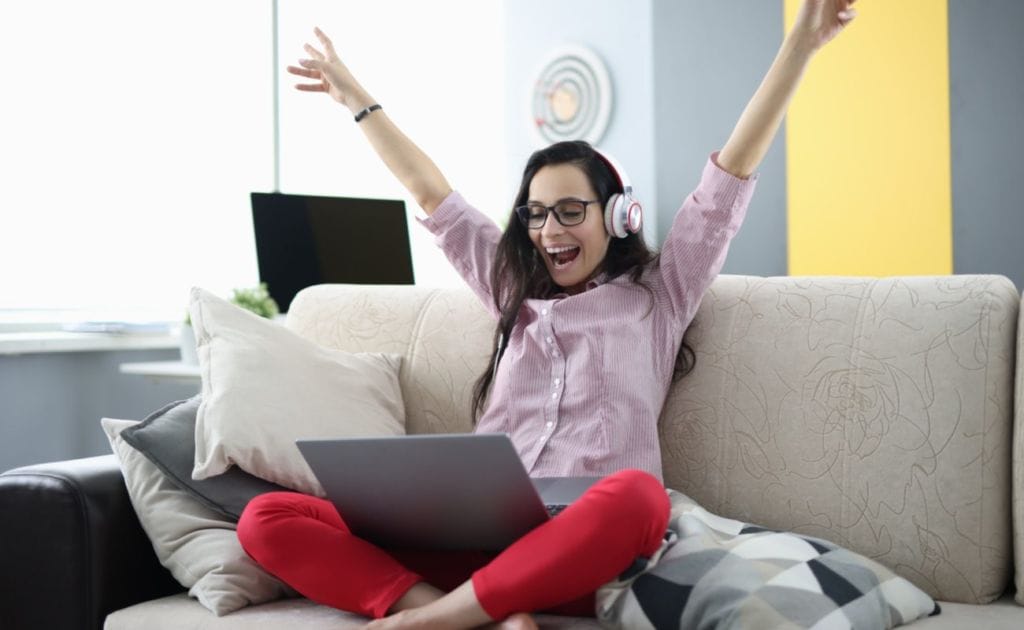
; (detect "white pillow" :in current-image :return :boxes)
[188,286,406,496]
[101,417,294,616]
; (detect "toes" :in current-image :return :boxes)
[498,613,539,630]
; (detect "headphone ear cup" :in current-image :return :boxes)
[625,198,643,235]
[604,194,626,239]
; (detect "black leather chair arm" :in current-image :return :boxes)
[0,455,182,630]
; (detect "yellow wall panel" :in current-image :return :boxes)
[784,0,951,275]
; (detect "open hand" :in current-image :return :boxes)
[791,0,858,51]
[286,27,366,108]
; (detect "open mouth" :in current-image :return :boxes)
[545,245,581,270]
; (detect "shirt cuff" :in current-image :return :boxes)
[705,151,758,213]
[416,190,467,235]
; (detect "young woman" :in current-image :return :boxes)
[237,1,858,628]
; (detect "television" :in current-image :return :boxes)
[250,192,415,313]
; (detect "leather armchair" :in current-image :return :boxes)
[0,455,181,630]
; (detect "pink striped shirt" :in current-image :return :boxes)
[418,153,757,482]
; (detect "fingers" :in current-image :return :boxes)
[304,43,325,62]
[292,58,330,83]
[290,27,339,96]
[291,59,328,93]
[313,26,337,56]
[286,64,319,79]
[834,0,856,23]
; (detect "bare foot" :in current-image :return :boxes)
[489,612,539,630]
[388,582,446,614]
[365,609,537,630]
[364,608,424,629]
[364,580,520,629]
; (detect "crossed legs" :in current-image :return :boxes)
[237,469,669,627]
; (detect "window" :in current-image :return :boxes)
[276,0,507,293]
[0,0,504,322]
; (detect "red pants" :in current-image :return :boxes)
[236,468,669,620]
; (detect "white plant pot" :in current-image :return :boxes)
[180,323,198,365]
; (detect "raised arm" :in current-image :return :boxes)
[717,0,857,179]
[288,27,452,215]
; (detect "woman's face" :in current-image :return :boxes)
[527,163,611,295]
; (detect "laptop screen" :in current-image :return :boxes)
[250,192,415,312]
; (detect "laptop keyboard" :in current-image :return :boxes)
[545,503,569,518]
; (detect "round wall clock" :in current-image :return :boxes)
[529,44,613,146]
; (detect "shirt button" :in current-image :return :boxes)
[546,421,553,428]
[554,378,561,385]
[551,392,557,399]
[541,308,548,316]
[546,337,553,344]
[539,436,546,442]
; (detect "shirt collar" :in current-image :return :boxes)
[586,272,609,289]
[548,272,609,298]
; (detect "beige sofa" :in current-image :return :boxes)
[6,275,1024,628]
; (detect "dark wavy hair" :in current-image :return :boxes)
[470,140,696,419]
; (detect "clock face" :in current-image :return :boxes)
[529,44,612,146]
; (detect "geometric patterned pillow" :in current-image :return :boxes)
[597,490,940,630]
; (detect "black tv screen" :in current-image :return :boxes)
[250,192,415,312]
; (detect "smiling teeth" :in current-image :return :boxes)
[545,245,579,254]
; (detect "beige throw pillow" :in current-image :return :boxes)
[188,287,406,496]
[101,417,294,616]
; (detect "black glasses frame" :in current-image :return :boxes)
[514,199,600,229]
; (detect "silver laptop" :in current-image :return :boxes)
[296,433,601,551]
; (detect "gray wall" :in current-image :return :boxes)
[505,0,788,274]
[652,0,788,276]
[506,0,1024,286]
[504,0,659,242]
[0,349,197,472]
[949,0,1024,290]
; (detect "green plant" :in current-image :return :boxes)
[229,282,280,319]
[184,282,280,326]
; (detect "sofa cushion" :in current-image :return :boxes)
[658,275,1018,605]
[105,593,604,629]
[120,396,288,521]
[104,592,1024,629]
[188,287,406,496]
[285,284,494,435]
[101,418,293,616]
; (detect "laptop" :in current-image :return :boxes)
[296,433,602,551]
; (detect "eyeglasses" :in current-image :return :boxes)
[515,199,599,229]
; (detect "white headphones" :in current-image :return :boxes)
[594,149,643,239]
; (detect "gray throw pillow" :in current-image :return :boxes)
[121,396,289,520]
[101,417,295,615]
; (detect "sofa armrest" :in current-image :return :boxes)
[0,455,181,630]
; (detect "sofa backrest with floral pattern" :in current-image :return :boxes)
[285,275,1022,607]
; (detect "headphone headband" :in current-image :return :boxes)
[593,147,642,238]
[593,148,632,195]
